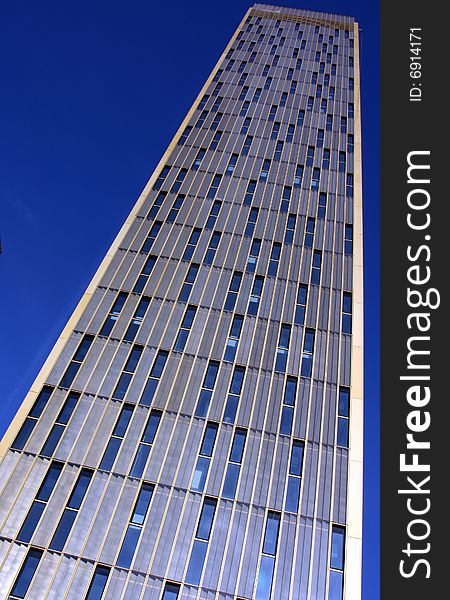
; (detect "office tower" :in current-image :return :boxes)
[0,4,363,599]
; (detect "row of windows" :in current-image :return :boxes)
[8,520,346,600]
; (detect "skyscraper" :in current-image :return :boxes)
[0,3,363,599]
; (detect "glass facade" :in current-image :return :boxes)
[0,4,363,599]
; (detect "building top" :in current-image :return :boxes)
[251,3,356,28]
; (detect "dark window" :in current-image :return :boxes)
[9,548,43,599]
[140,350,169,406]
[85,566,111,600]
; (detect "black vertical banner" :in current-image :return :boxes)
[380,1,446,597]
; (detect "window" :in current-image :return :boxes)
[339,152,346,173]
[140,350,169,406]
[348,102,354,118]
[226,154,238,175]
[209,130,222,150]
[246,238,261,273]
[161,583,180,600]
[260,159,271,182]
[242,135,253,156]
[311,167,320,191]
[244,207,258,237]
[285,440,304,512]
[346,173,354,197]
[262,64,270,77]
[297,109,305,126]
[113,346,143,400]
[340,116,347,133]
[222,428,247,499]
[264,76,272,90]
[206,200,222,230]
[195,110,208,128]
[329,86,335,100]
[224,271,243,311]
[130,410,162,478]
[321,98,327,114]
[49,468,93,551]
[59,335,94,389]
[237,60,247,73]
[210,112,223,130]
[225,59,235,71]
[224,315,244,362]
[116,483,154,568]
[337,387,350,448]
[280,92,287,107]
[192,148,206,171]
[239,100,250,116]
[255,512,281,600]
[316,84,322,98]
[18,462,64,543]
[185,498,217,585]
[182,228,201,262]
[170,168,187,194]
[311,72,317,84]
[311,251,322,284]
[304,218,315,248]
[268,242,282,277]
[240,117,251,134]
[252,87,261,102]
[271,121,280,140]
[322,148,330,170]
[248,275,264,316]
[342,292,352,334]
[319,61,325,73]
[9,548,43,599]
[192,422,218,491]
[203,231,221,266]
[207,174,222,199]
[294,284,308,325]
[152,165,170,191]
[174,305,197,352]
[332,63,337,75]
[293,47,299,58]
[349,77,354,91]
[318,192,327,219]
[147,191,166,220]
[244,180,257,206]
[100,403,134,470]
[301,329,315,377]
[178,126,192,145]
[347,134,354,153]
[317,129,324,147]
[41,391,80,457]
[306,146,315,166]
[198,94,209,110]
[167,195,185,223]
[212,82,222,96]
[274,141,284,161]
[249,52,257,64]
[11,386,54,451]
[296,57,302,70]
[280,186,291,212]
[141,221,162,253]
[286,124,295,143]
[275,324,291,372]
[328,526,346,600]
[280,376,297,435]
[195,361,220,417]
[324,73,330,86]
[284,214,296,244]
[294,165,304,187]
[238,73,248,87]
[212,68,223,82]
[223,366,245,423]
[307,96,314,111]
[272,55,279,67]
[133,255,156,294]
[344,224,353,254]
[287,67,293,80]
[85,566,110,600]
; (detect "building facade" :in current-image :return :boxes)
[0,4,363,599]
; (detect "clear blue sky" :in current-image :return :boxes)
[0,1,379,597]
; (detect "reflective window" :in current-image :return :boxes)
[85,565,110,600]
